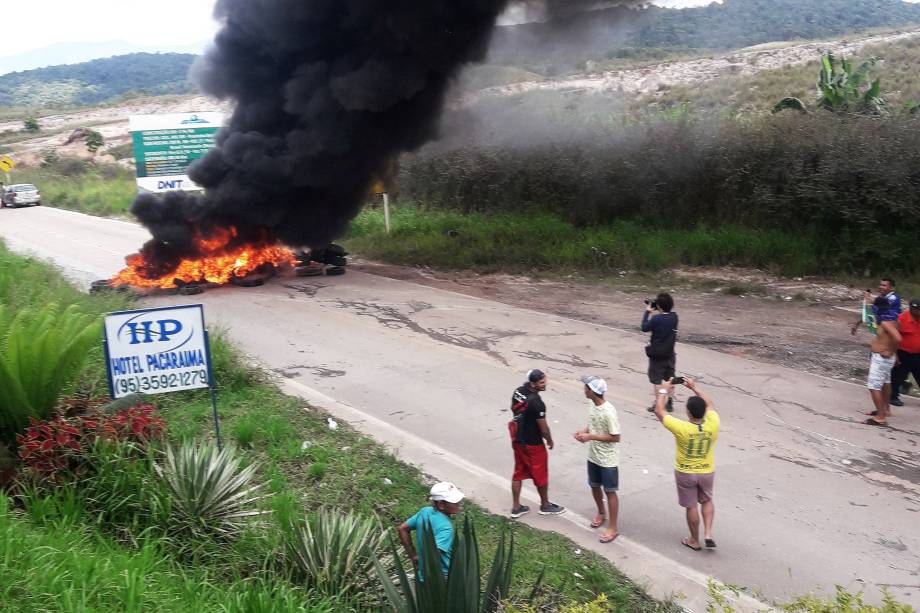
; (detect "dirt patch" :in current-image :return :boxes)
[351,260,877,384]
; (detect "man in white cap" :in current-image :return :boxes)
[573,375,621,543]
[397,481,464,580]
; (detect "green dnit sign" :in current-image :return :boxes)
[132,127,220,178]
[129,112,224,193]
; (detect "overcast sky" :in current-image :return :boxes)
[2,0,730,58]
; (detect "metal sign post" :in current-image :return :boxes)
[383,192,391,234]
[103,304,223,448]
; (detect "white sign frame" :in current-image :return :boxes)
[103,304,213,399]
[129,112,224,193]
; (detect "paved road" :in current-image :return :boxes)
[4,206,920,610]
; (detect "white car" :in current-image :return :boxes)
[1,183,41,207]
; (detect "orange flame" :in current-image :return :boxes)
[111,227,297,289]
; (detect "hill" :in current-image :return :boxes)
[0,53,197,107]
[489,0,920,71]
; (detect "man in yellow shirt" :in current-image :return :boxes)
[654,377,720,551]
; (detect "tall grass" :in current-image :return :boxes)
[13,160,136,217]
[0,493,337,613]
[347,205,818,276]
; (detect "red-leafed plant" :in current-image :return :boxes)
[15,403,166,479]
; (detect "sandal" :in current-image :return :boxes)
[590,515,605,529]
[864,418,888,427]
[599,532,619,543]
[682,538,702,551]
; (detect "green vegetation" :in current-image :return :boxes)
[394,111,920,276]
[0,53,196,107]
[22,116,39,132]
[347,206,817,275]
[15,157,136,216]
[0,241,669,611]
[646,38,920,116]
[774,54,886,115]
[85,130,105,153]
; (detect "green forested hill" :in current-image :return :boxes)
[0,53,196,107]
[490,0,920,69]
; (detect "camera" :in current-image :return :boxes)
[671,376,685,385]
[644,299,658,309]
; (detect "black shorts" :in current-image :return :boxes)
[648,354,676,384]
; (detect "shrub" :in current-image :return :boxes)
[375,517,525,613]
[156,441,268,539]
[286,508,388,603]
[15,403,166,479]
[0,303,101,447]
[23,116,39,132]
[85,130,105,153]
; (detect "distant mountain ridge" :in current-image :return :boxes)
[0,53,197,107]
[0,40,209,75]
[489,0,920,67]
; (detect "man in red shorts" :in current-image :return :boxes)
[509,369,565,518]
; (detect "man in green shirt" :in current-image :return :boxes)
[573,375,621,544]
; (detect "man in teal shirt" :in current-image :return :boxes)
[398,481,464,580]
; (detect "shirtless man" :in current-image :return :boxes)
[865,296,902,426]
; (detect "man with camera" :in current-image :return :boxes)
[642,293,678,412]
[654,376,719,551]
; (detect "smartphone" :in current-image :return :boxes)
[671,376,685,385]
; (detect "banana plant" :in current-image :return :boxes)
[773,53,886,116]
[375,516,540,613]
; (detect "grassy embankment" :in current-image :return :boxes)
[12,157,136,217]
[0,239,671,612]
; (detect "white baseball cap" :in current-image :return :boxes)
[580,375,608,395]
[429,481,464,504]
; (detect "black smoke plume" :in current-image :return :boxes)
[130,0,515,269]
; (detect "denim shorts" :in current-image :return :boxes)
[587,461,619,492]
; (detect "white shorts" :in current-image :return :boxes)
[867,352,896,391]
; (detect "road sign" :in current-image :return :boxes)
[103,304,213,398]
[0,155,16,173]
[129,112,223,193]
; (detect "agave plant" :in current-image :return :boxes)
[0,303,101,446]
[286,508,389,602]
[375,516,535,613]
[156,441,267,538]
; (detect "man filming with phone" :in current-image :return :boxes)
[654,376,720,552]
[642,293,678,412]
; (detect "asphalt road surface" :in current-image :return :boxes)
[3,206,919,611]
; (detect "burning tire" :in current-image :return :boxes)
[326,266,346,276]
[295,265,324,277]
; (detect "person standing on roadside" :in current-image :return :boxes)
[864,297,902,426]
[890,299,920,408]
[573,375,621,544]
[398,482,464,581]
[509,369,566,518]
[643,293,679,412]
[654,377,719,551]
[852,277,902,336]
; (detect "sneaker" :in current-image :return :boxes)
[510,505,530,519]
[539,502,566,515]
[647,404,656,413]
[890,398,904,407]
[666,398,674,413]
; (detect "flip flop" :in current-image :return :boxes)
[682,538,702,551]
[864,418,888,427]
[599,532,619,543]
[866,410,878,416]
[590,515,605,529]
[705,538,717,549]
